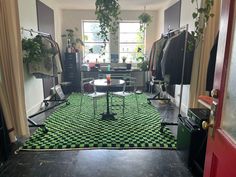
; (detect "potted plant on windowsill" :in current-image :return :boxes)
[61,27,84,53]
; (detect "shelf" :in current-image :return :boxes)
[198,95,213,109]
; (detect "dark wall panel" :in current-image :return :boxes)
[164,0,181,97]
[164,1,181,33]
[36,0,55,39]
[36,0,55,98]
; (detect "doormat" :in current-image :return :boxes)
[22,93,176,150]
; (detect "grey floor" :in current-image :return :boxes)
[0,93,195,177]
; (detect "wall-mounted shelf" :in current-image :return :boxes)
[198,95,213,109]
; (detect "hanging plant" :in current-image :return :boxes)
[95,0,121,54]
[191,0,214,42]
[138,12,152,32]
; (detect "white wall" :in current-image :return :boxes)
[18,0,44,116]
[61,10,159,56]
[156,8,165,39]
[18,0,62,115]
[180,0,201,32]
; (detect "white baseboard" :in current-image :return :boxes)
[166,93,188,114]
[180,103,188,114]
[26,102,43,116]
[174,100,188,114]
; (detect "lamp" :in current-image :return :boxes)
[89,48,93,53]
[137,47,142,53]
[137,47,147,61]
[82,48,93,63]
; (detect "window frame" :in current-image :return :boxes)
[82,20,110,63]
[119,20,146,63]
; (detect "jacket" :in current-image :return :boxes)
[161,31,195,85]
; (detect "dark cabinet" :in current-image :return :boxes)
[177,109,210,177]
[63,53,81,92]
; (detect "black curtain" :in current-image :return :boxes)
[0,104,10,162]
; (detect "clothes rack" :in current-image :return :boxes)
[21,28,69,133]
[147,26,188,104]
[164,25,187,36]
[154,24,190,132]
[147,29,172,104]
[21,28,63,68]
[21,28,51,37]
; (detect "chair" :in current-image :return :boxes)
[147,76,170,104]
[79,78,106,117]
[111,76,141,116]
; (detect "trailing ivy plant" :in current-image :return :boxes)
[191,0,214,42]
[95,0,121,54]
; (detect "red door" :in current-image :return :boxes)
[203,0,236,177]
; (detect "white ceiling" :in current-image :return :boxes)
[56,0,177,10]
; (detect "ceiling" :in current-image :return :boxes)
[56,0,177,10]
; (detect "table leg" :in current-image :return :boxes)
[106,90,110,114]
[101,90,116,119]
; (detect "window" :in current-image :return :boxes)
[82,21,110,63]
[119,22,145,63]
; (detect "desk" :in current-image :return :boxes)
[90,79,125,119]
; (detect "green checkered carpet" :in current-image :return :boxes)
[22,93,176,150]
